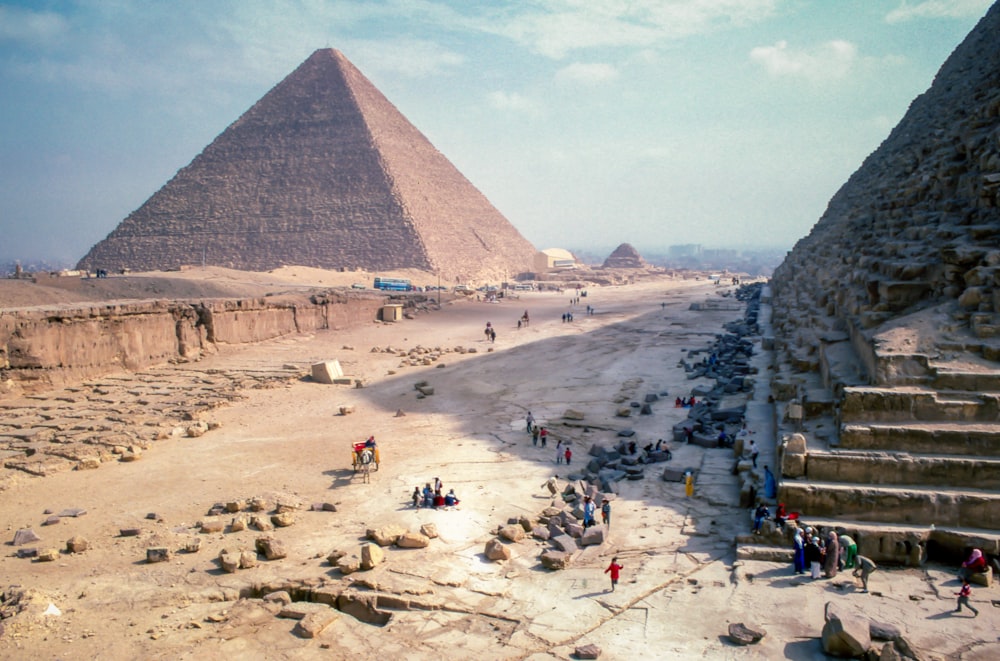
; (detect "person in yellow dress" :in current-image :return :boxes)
[685,471,694,497]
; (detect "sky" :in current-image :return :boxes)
[0,0,994,265]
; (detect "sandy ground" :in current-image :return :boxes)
[1,273,997,660]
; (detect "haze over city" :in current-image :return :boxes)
[0,0,992,265]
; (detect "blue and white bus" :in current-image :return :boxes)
[373,277,413,291]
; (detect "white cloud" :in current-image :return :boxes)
[342,39,465,78]
[750,39,858,81]
[555,62,619,85]
[885,0,993,23]
[0,6,68,44]
[480,0,779,59]
[487,90,540,113]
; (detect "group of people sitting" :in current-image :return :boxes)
[674,396,698,407]
[413,477,460,509]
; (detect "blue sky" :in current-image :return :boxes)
[0,0,993,264]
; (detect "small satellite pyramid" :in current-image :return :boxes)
[602,243,645,268]
[78,49,535,281]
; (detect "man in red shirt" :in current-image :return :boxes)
[605,557,623,592]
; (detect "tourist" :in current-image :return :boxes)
[532,425,540,446]
[955,579,979,616]
[752,502,769,534]
[412,486,421,509]
[675,397,682,407]
[680,397,688,407]
[793,529,806,575]
[444,489,460,507]
[564,446,572,465]
[764,466,777,499]
[748,439,759,468]
[604,557,623,592]
[805,534,823,580]
[684,427,694,443]
[958,548,988,581]
[526,412,535,433]
[838,533,857,569]
[422,483,434,508]
[555,440,563,464]
[824,531,840,578]
[774,502,787,528]
[685,471,694,498]
[433,489,445,508]
[601,499,611,527]
[689,396,697,407]
[582,496,596,528]
[542,476,559,496]
[434,477,442,493]
[853,555,877,592]
[490,328,496,343]
[539,427,548,447]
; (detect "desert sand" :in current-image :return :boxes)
[1,270,996,660]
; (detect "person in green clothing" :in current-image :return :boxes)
[839,534,858,569]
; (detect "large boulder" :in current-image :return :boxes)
[311,360,344,384]
[367,524,407,547]
[540,550,572,570]
[360,542,385,569]
[552,534,578,553]
[499,525,525,542]
[822,602,871,657]
[574,643,602,659]
[484,538,511,561]
[255,536,287,560]
[580,526,605,547]
[396,532,430,548]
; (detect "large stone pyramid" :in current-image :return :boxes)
[77,49,536,281]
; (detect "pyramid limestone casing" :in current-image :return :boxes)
[78,49,535,282]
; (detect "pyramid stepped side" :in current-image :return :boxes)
[338,51,536,282]
[78,49,534,279]
[769,4,1000,565]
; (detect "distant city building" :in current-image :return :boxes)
[668,244,703,258]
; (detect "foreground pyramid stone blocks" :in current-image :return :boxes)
[78,49,535,282]
[770,4,1000,563]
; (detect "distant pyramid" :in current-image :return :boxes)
[78,49,535,281]
[602,243,645,269]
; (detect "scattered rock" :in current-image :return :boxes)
[270,512,295,528]
[37,548,60,562]
[822,602,871,657]
[66,536,89,553]
[13,529,41,546]
[218,550,240,573]
[419,523,438,538]
[146,547,171,563]
[367,524,407,547]
[360,542,385,569]
[199,519,225,533]
[294,609,339,638]
[119,528,141,537]
[728,622,766,646]
[484,538,511,561]
[255,536,287,561]
[396,532,430,548]
[575,643,602,659]
[540,550,572,570]
[499,525,525,542]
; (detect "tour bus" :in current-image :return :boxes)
[373,277,413,291]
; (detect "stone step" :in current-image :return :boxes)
[839,421,1000,455]
[840,386,1000,424]
[931,367,1000,392]
[777,479,1000,529]
[791,516,1000,566]
[806,448,1000,488]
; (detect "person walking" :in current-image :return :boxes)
[601,499,611,527]
[564,446,572,465]
[853,555,877,593]
[555,440,563,464]
[604,557,623,592]
[955,579,979,616]
[684,471,694,498]
[526,412,535,433]
[582,496,596,528]
[532,425,540,446]
[748,439,759,468]
[539,427,548,448]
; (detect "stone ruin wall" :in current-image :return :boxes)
[0,293,385,398]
